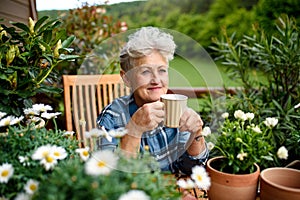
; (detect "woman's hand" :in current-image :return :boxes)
[120,101,164,156]
[179,108,203,135]
[129,101,165,136]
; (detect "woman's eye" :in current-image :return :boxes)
[159,69,167,73]
[141,70,151,75]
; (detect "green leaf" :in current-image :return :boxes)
[62,35,76,48]
[11,22,30,33]
[43,29,52,43]
[34,16,49,32]
[58,54,79,61]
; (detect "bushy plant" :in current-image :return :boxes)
[0,104,79,199]
[0,16,78,116]
[210,14,300,164]
[206,110,288,174]
[60,3,128,75]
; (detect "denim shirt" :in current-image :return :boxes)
[96,94,209,175]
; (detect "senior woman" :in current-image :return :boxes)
[96,27,208,175]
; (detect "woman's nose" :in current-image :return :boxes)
[150,71,160,83]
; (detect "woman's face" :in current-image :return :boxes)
[125,51,169,107]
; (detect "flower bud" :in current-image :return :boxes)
[54,39,62,58]
[6,45,16,65]
[28,17,35,34]
[39,43,46,52]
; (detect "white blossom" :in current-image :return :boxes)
[0,116,23,127]
[277,146,288,160]
[294,103,300,109]
[0,163,14,183]
[51,146,68,160]
[201,127,211,136]
[237,152,248,161]
[85,150,118,176]
[190,165,211,190]
[32,145,52,160]
[207,142,215,151]
[251,125,262,133]
[177,179,195,189]
[24,179,39,194]
[23,108,39,116]
[118,190,150,200]
[264,117,278,128]
[14,192,31,200]
[0,111,7,119]
[41,112,61,119]
[32,104,52,112]
[234,110,247,121]
[40,154,58,171]
[76,147,90,161]
[245,112,254,121]
[18,156,30,166]
[221,112,229,119]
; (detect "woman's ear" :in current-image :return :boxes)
[120,70,131,87]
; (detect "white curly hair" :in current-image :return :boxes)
[120,27,176,72]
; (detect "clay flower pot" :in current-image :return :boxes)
[206,156,260,200]
[260,167,300,200]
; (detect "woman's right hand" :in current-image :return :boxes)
[128,101,165,136]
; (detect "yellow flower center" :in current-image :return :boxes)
[83,151,89,157]
[54,152,60,157]
[30,184,37,191]
[1,170,9,177]
[46,156,54,163]
[97,161,106,168]
[196,174,203,181]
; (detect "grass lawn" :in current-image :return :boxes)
[169,56,266,112]
[169,56,265,87]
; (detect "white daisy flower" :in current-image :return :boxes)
[32,104,53,112]
[0,163,14,183]
[108,127,128,138]
[0,116,23,127]
[18,156,30,166]
[76,147,90,161]
[23,108,39,116]
[277,146,288,160]
[191,165,211,190]
[31,144,52,160]
[251,125,262,133]
[264,117,278,128]
[201,127,211,136]
[41,112,61,119]
[24,179,39,194]
[27,116,45,128]
[40,154,58,171]
[177,179,195,189]
[51,146,68,160]
[234,110,247,121]
[245,112,254,121]
[63,131,74,138]
[85,150,118,176]
[85,128,104,138]
[237,152,248,161]
[118,190,150,200]
[0,111,7,119]
[14,192,31,200]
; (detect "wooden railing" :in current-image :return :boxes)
[168,87,238,98]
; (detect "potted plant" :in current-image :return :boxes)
[205,110,288,200]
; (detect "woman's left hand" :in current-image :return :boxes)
[179,108,203,135]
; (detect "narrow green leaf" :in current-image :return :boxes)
[62,35,76,48]
[34,16,49,31]
[11,22,30,33]
[43,29,53,43]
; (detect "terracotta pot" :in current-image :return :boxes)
[206,156,260,200]
[260,167,300,200]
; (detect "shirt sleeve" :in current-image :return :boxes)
[171,142,209,175]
